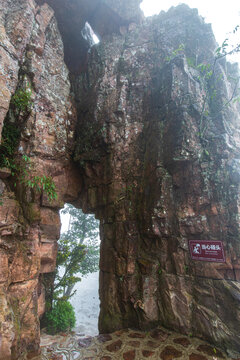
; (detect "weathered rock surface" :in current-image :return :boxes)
[72,4,240,357]
[35,0,143,73]
[0,0,79,358]
[0,0,240,359]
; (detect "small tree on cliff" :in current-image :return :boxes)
[56,205,100,298]
[46,204,100,309]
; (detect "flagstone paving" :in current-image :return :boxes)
[36,327,237,360]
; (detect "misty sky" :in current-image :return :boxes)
[141,0,240,63]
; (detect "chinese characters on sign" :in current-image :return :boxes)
[189,240,225,262]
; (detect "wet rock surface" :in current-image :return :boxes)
[37,327,233,360]
[1,0,240,359]
[72,3,240,357]
[0,0,79,358]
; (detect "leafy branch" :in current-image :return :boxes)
[45,204,99,307]
[12,85,33,114]
[187,27,240,142]
[165,43,185,62]
[19,155,57,202]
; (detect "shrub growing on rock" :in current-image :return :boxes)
[45,300,76,334]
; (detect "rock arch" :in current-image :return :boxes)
[0,1,240,359]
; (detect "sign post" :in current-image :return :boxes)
[189,240,225,263]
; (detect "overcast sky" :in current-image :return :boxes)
[140,0,240,63]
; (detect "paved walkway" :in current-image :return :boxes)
[37,326,236,360]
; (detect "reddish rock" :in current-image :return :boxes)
[100,357,112,360]
[189,354,208,360]
[40,208,61,240]
[1,0,240,358]
[128,341,141,348]
[0,251,8,282]
[128,332,146,339]
[106,340,122,352]
[37,283,45,318]
[0,1,78,358]
[160,346,182,360]
[0,199,20,228]
[97,334,113,343]
[197,344,224,358]
[51,355,63,360]
[40,241,58,273]
[142,349,155,357]
[115,329,129,336]
[173,337,191,347]
[123,350,136,360]
[146,341,159,349]
[150,329,168,342]
[8,279,40,358]
[0,287,14,360]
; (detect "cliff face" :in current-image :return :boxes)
[73,5,240,355]
[0,1,80,358]
[0,1,240,359]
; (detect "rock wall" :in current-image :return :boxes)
[0,1,80,358]
[0,1,240,359]
[72,5,240,357]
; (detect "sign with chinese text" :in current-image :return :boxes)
[189,240,225,263]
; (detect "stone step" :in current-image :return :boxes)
[36,326,235,360]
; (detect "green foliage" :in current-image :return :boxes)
[186,57,196,67]
[0,83,57,202]
[20,156,57,201]
[0,141,57,202]
[45,300,76,334]
[54,238,86,300]
[233,95,240,104]
[165,43,185,62]
[185,25,240,144]
[24,174,57,201]
[12,86,33,113]
[0,123,20,170]
[43,205,99,334]
[48,204,100,306]
[0,83,32,170]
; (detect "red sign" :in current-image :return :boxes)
[189,240,225,263]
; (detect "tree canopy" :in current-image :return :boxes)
[46,204,100,307]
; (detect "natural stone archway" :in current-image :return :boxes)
[71,6,240,356]
[36,0,143,73]
[0,1,240,359]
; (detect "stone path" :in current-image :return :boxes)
[35,326,237,360]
